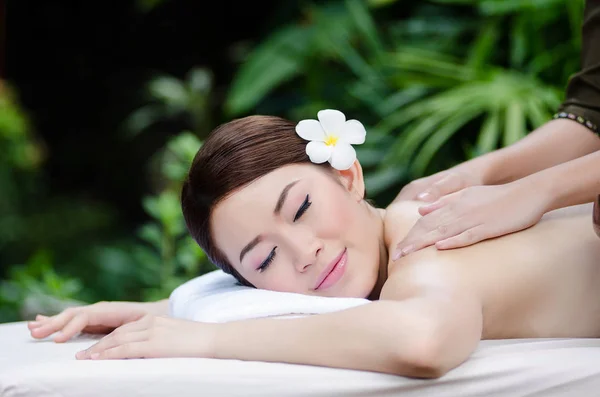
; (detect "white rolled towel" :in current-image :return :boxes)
[169,270,370,323]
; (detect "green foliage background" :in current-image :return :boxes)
[0,0,584,322]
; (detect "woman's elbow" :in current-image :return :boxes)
[389,320,478,378]
[392,337,454,378]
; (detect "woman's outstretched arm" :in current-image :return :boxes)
[213,285,482,378]
[77,286,482,378]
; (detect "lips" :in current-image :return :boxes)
[314,248,347,290]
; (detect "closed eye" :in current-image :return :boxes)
[294,194,312,222]
[258,247,277,272]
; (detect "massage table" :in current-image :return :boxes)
[3,270,600,396]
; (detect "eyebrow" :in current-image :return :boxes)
[238,180,300,263]
[274,180,299,216]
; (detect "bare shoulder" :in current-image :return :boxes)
[381,200,462,300]
[382,200,422,247]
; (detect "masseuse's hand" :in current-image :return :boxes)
[28,301,152,343]
[75,315,216,360]
[393,181,549,259]
[394,168,482,203]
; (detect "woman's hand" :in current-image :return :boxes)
[27,301,165,343]
[393,181,550,259]
[394,168,482,203]
[75,315,216,360]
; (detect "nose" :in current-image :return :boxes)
[286,227,323,273]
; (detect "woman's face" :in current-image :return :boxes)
[211,163,385,298]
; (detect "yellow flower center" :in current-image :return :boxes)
[324,135,339,146]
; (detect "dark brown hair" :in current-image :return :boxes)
[181,115,331,286]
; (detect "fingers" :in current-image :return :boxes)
[418,194,453,216]
[395,173,447,202]
[77,330,148,360]
[77,317,153,360]
[53,312,90,343]
[395,183,426,202]
[393,218,466,260]
[416,173,465,203]
[435,225,486,250]
[27,314,50,330]
[92,342,147,360]
[30,308,80,339]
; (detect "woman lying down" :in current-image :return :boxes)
[28,110,600,378]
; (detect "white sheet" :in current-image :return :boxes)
[3,321,600,396]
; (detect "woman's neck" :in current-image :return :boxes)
[366,205,388,300]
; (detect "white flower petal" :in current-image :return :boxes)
[329,143,356,170]
[317,109,346,135]
[306,141,332,164]
[339,119,366,145]
[296,119,326,142]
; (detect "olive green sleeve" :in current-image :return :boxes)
[556,0,600,135]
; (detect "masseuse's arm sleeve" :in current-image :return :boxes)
[557,0,600,134]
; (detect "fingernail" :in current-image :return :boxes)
[29,321,39,327]
[53,332,64,341]
[36,315,47,321]
[392,251,402,261]
[91,353,100,360]
[76,351,84,359]
[417,192,432,201]
[402,245,414,255]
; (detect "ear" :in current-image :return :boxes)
[336,159,365,201]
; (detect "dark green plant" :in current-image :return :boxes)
[0,67,217,322]
[133,132,215,302]
[225,0,583,201]
[0,250,84,321]
[124,67,215,138]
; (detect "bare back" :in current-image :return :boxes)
[385,202,600,340]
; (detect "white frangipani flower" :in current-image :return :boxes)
[295,109,366,170]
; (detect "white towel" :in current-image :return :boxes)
[169,270,370,323]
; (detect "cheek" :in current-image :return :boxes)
[317,191,361,238]
[255,267,305,294]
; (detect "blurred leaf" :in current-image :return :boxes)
[510,15,528,68]
[467,21,499,69]
[123,105,165,138]
[477,0,567,15]
[365,166,406,196]
[225,26,314,116]
[356,147,388,167]
[142,196,160,220]
[527,98,551,128]
[476,108,500,154]
[503,101,526,146]
[188,68,212,94]
[412,106,481,174]
[138,223,163,250]
[367,0,399,6]
[346,0,385,57]
[136,0,167,12]
[165,132,202,166]
[148,76,189,110]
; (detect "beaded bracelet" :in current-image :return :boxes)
[553,112,598,133]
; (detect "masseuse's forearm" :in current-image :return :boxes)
[213,297,480,378]
[457,119,600,185]
[529,150,600,212]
